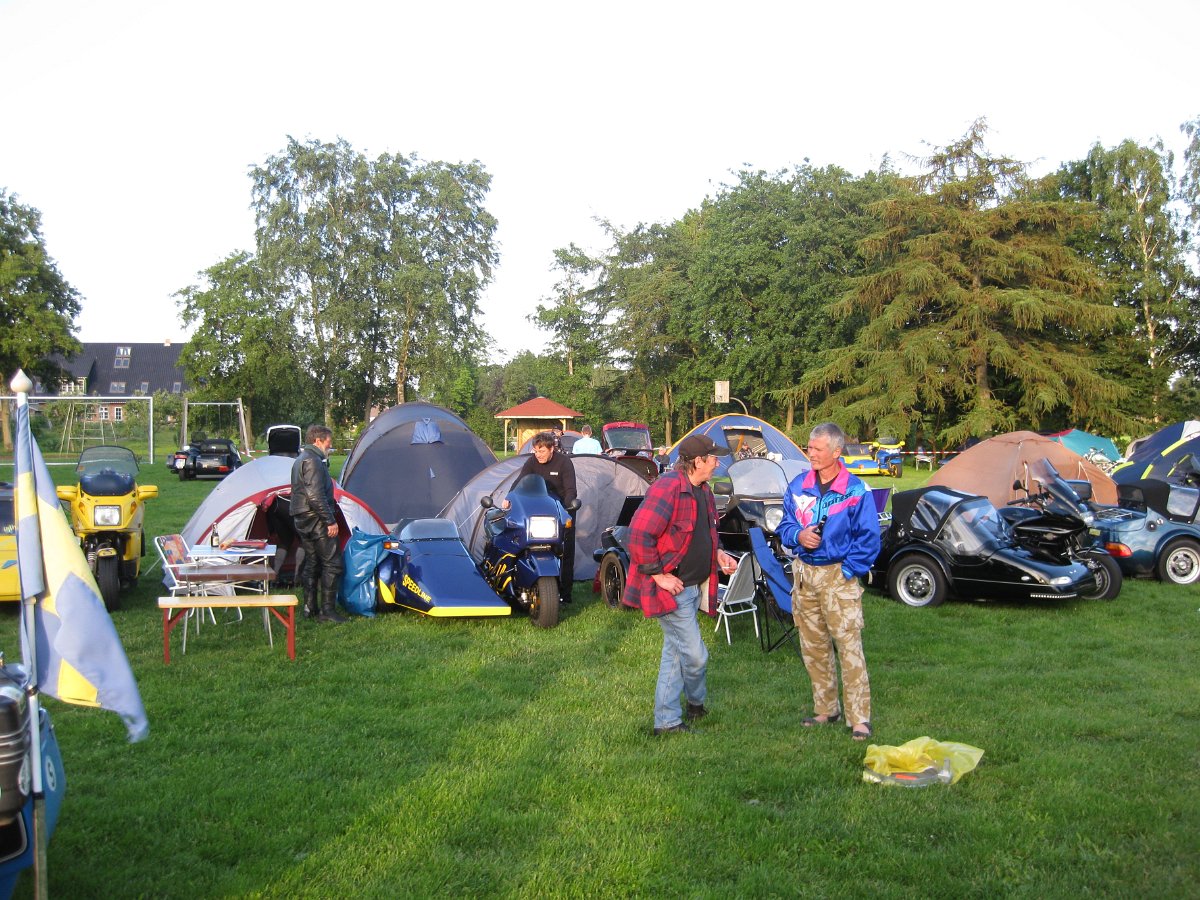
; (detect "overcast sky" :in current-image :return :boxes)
[3,0,1197,361]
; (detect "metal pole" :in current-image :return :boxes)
[11,372,49,900]
[729,396,749,415]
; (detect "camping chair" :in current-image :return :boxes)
[713,553,759,644]
[871,487,893,525]
[914,446,936,471]
[748,527,799,654]
[155,534,228,639]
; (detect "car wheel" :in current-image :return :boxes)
[1080,552,1123,601]
[599,554,626,609]
[1157,538,1200,586]
[529,575,561,628]
[887,555,947,608]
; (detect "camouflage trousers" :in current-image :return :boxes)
[791,560,871,726]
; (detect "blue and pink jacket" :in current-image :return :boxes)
[776,462,881,580]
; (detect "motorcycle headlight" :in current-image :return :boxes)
[528,516,559,540]
[765,506,784,533]
[94,506,121,527]
[1049,575,1072,585]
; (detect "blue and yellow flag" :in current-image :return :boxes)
[13,392,148,742]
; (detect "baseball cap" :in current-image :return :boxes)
[677,434,731,459]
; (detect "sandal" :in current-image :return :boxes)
[851,722,873,741]
[801,712,842,727]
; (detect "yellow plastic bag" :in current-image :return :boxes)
[862,736,984,786]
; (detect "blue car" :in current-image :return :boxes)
[1093,479,1200,585]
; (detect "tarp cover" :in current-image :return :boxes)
[440,454,650,581]
[1045,428,1120,463]
[340,402,497,528]
[180,456,387,548]
[666,414,808,478]
[926,431,1117,506]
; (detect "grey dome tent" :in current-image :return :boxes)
[440,454,650,581]
[666,413,809,479]
[340,402,497,528]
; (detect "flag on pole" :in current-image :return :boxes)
[13,388,148,742]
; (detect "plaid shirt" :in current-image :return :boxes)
[626,470,720,617]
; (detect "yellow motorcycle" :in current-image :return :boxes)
[56,446,158,611]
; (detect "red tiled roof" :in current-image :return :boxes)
[495,397,582,419]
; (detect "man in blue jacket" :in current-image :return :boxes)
[777,422,881,741]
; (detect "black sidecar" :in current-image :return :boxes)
[868,486,1097,607]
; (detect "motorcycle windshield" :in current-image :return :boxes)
[940,498,1015,554]
[728,458,791,497]
[76,446,139,479]
[1028,458,1087,519]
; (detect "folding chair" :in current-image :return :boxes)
[914,447,936,471]
[748,527,800,654]
[713,553,759,644]
[871,487,893,525]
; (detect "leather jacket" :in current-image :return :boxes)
[290,444,338,526]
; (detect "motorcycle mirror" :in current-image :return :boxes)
[565,499,581,512]
[712,481,733,496]
[1011,479,1023,491]
[479,495,495,509]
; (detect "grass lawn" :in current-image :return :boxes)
[0,461,1196,898]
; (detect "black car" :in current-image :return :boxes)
[179,438,243,481]
[868,486,1097,607]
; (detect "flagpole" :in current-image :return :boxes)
[12,370,49,900]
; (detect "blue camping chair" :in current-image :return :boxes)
[748,527,800,654]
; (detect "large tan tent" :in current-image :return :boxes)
[927,431,1117,507]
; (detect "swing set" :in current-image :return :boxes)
[179,398,251,455]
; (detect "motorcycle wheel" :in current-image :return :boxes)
[1080,552,1122,600]
[97,555,121,612]
[1157,538,1200,586]
[888,555,946,608]
[529,575,560,628]
[599,554,626,609]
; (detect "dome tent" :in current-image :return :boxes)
[1045,428,1120,464]
[927,431,1117,507]
[1112,421,1200,484]
[174,456,387,590]
[665,414,809,479]
[440,454,650,582]
[340,402,497,528]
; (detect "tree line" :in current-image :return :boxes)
[3,119,1199,451]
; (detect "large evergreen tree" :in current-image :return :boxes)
[780,120,1128,447]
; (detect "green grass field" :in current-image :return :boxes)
[0,460,1196,898]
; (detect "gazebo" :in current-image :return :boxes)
[495,397,581,453]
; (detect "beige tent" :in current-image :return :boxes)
[927,431,1117,507]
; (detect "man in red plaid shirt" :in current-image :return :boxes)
[627,434,740,735]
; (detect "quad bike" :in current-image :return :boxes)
[56,446,158,611]
[998,458,1122,601]
[479,474,579,628]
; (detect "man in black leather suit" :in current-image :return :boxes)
[290,425,347,623]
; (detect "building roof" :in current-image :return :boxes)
[42,341,187,396]
[494,397,582,419]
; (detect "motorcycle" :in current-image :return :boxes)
[998,458,1122,601]
[479,474,579,628]
[56,446,158,611]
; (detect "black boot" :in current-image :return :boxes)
[318,595,348,624]
[301,580,319,619]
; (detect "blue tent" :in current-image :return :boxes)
[666,414,808,479]
[1046,429,1120,463]
[340,402,497,527]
